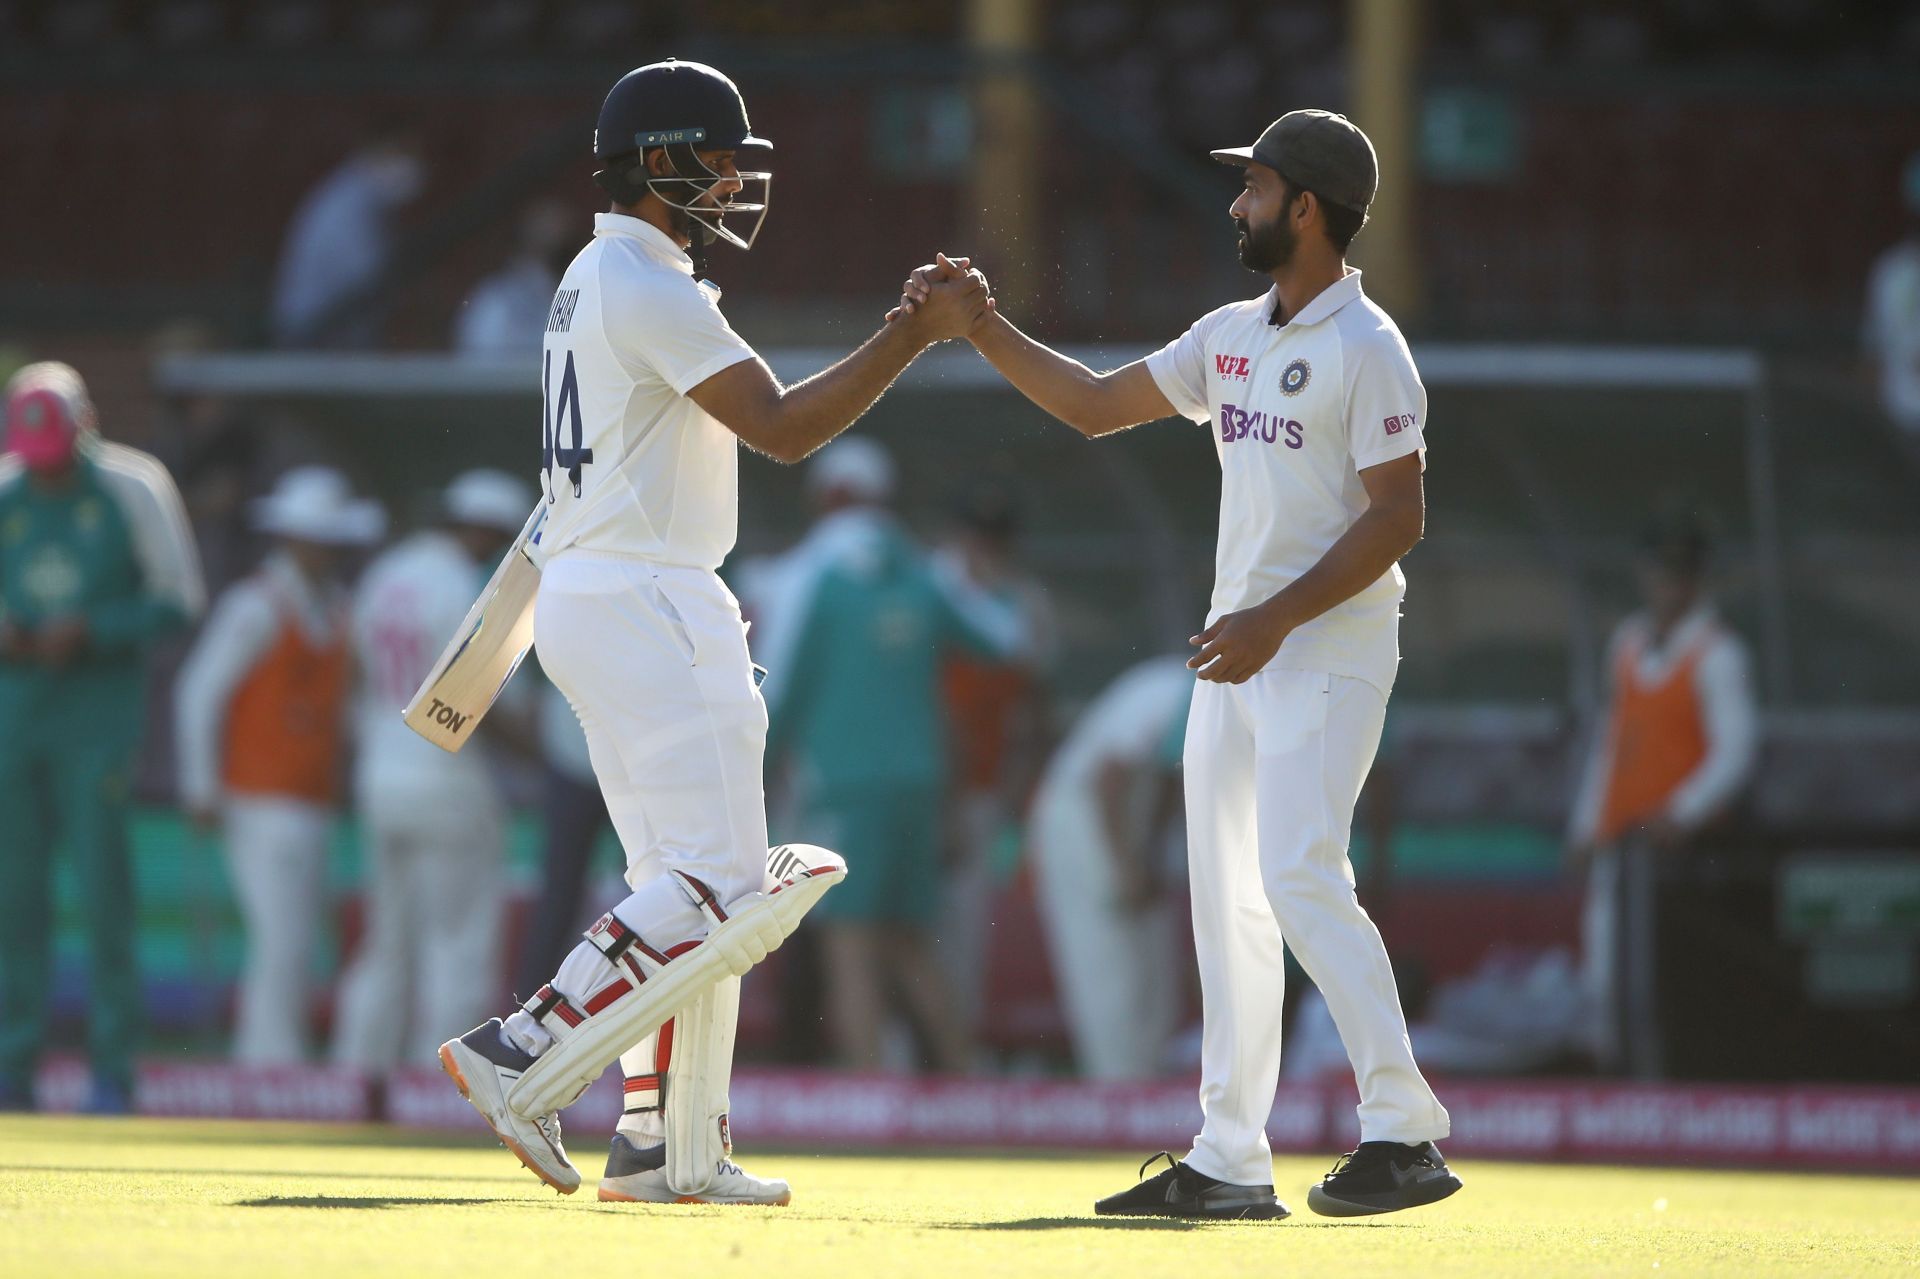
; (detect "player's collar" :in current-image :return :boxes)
[1267,268,1364,329]
[593,212,693,271]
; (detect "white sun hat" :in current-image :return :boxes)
[805,436,895,503]
[251,466,387,545]
[443,468,534,534]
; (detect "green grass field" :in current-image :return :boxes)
[2,1116,1916,1278]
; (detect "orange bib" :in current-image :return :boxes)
[944,657,1034,793]
[1596,625,1712,845]
[222,589,349,804]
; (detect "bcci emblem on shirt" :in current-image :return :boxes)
[1280,358,1311,396]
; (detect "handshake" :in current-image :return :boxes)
[884,252,997,344]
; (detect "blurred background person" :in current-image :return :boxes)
[934,479,1056,1040]
[1028,655,1193,1081]
[765,439,1028,1073]
[1565,507,1759,1075]
[0,363,203,1111]
[270,118,425,350]
[332,469,531,1073]
[175,466,383,1064]
[1864,151,1920,452]
[453,199,577,358]
[515,678,613,998]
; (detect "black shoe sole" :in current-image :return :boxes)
[1095,1201,1292,1221]
[1306,1173,1462,1218]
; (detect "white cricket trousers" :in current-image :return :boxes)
[1030,788,1180,1080]
[222,795,332,1065]
[1182,668,1448,1185]
[331,792,506,1070]
[532,554,769,944]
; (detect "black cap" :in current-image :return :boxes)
[1211,109,1377,213]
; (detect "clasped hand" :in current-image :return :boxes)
[888,252,996,338]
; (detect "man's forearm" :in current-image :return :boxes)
[764,322,931,461]
[971,313,1112,436]
[1263,505,1420,631]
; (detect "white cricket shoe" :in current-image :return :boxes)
[438,1019,581,1194]
[597,1134,792,1205]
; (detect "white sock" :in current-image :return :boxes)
[501,1011,551,1056]
[617,1111,665,1146]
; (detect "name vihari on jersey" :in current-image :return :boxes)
[546,288,581,335]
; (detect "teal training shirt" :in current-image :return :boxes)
[768,520,1000,793]
[0,456,195,746]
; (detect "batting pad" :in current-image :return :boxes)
[665,975,741,1194]
[507,845,846,1120]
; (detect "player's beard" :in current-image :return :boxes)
[1237,211,1295,273]
[670,189,738,248]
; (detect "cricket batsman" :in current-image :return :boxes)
[436,58,988,1204]
[898,110,1462,1219]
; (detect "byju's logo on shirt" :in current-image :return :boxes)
[1219,402,1303,449]
[1213,354,1251,382]
[1384,412,1417,435]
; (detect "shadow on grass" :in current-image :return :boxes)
[0,1163,532,1185]
[234,1195,504,1210]
[0,1118,484,1152]
[932,1217,1229,1232]
[932,1217,1419,1231]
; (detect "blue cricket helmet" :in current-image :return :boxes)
[592,59,772,254]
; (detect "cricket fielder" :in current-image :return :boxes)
[1028,655,1193,1082]
[436,58,989,1204]
[899,110,1461,1219]
[333,470,533,1071]
[0,362,204,1112]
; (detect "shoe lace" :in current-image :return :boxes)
[1136,1151,1178,1182]
[536,1113,564,1147]
[1326,1147,1359,1177]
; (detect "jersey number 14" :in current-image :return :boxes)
[542,348,594,499]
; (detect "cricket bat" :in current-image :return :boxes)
[402,501,547,753]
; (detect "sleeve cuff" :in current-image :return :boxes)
[668,347,757,397]
[1144,352,1210,423]
[1353,437,1426,472]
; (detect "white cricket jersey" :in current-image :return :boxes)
[1146,269,1427,695]
[536,213,759,569]
[350,531,499,808]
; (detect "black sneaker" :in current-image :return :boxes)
[1094,1152,1290,1220]
[1306,1141,1462,1217]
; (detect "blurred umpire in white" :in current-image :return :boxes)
[332,471,533,1072]
[898,110,1459,1220]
